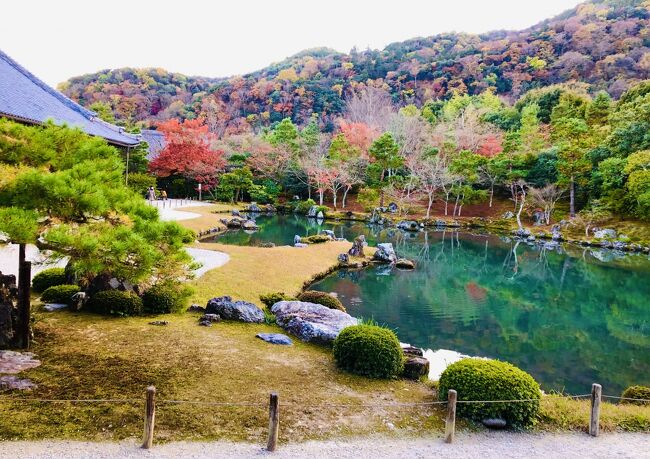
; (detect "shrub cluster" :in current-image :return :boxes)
[32,268,67,293]
[333,324,404,378]
[438,358,541,428]
[259,292,295,307]
[298,290,345,311]
[88,290,143,317]
[621,385,650,405]
[142,282,191,314]
[293,199,317,215]
[300,234,330,244]
[40,284,80,305]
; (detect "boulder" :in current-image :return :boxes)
[264,204,277,213]
[594,228,617,239]
[387,202,398,213]
[200,313,221,323]
[348,235,366,257]
[271,301,358,345]
[205,296,265,323]
[70,291,87,311]
[402,356,430,380]
[86,274,138,298]
[373,243,397,264]
[225,218,243,229]
[293,234,302,245]
[395,258,415,269]
[232,209,241,217]
[337,253,350,264]
[43,303,68,312]
[294,243,308,248]
[532,210,545,226]
[0,375,37,391]
[369,208,385,225]
[148,320,169,326]
[317,210,325,219]
[397,220,419,232]
[259,242,276,248]
[551,224,563,241]
[256,333,293,345]
[307,205,318,218]
[501,211,515,219]
[401,345,424,357]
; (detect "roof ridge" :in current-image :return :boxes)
[0,48,96,120]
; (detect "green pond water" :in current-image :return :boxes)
[207,214,650,394]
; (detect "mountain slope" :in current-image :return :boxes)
[60,0,650,132]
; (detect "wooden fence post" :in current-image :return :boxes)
[589,383,602,437]
[142,386,156,449]
[17,260,31,349]
[267,392,279,452]
[445,389,457,444]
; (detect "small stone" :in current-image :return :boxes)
[294,243,309,248]
[338,253,350,264]
[320,229,336,239]
[187,304,206,313]
[0,375,37,391]
[148,320,169,326]
[482,418,507,429]
[200,313,221,323]
[395,258,415,269]
[401,345,424,357]
[256,333,293,345]
[43,303,68,312]
[259,242,276,248]
[206,296,265,323]
[198,320,212,327]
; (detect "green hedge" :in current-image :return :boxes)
[41,284,80,305]
[333,324,403,378]
[88,290,143,317]
[259,292,295,308]
[298,290,345,311]
[32,268,67,293]
[300,234,330,244]
[621,385,650,405]
[142,282,191,314]
[294,199,316,214]
[438,358,541,428]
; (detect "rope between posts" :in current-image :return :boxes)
[160,400,266,407]
[602,395,650,402]
[0,398,141,403]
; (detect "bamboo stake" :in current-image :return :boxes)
[267,392,279,451]
[445,389,457,444]
[142,386,156,449]
[590,383,602,437]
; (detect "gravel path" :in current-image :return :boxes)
[2,432,647,459]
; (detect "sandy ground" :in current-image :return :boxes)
[1,432,647,459]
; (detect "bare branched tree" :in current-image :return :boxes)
[345,87,394,131]
[528,184,566,225]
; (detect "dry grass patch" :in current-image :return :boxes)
[190,241,352,306]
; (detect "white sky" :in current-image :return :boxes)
[1,0,583,86]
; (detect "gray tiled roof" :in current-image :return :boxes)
[140,129,166,160]
[0,49,140,147]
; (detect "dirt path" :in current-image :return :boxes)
[2,432,647,459]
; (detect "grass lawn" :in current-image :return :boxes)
[0,201,647,442]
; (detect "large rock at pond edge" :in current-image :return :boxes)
[271,301,358,345]
[256,333,293,345]
[373,243,397,263]
[397,220,419,232]
[594,228,617,239]
[205,296,265,323]
[402,356,430,380]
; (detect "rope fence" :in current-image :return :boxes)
[0,382,648,451]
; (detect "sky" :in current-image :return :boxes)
[1,0,584,86]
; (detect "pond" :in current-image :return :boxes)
[207,214,650,395]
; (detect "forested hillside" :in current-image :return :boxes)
[60,0,650,133]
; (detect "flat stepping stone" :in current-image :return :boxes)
[43,303,68,312]
[0,375,36,390]
[0,350,41,374]
[256,333,293,345]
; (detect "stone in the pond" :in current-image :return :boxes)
[43,303,68,312]
[395,258,415,269]
[0,375,37,391]
[338,253,350,264]
[148,320,169,326]
[402,356,430,380]
[256,333,293,345]
[373,243,397,263]
[187,304,206,313]
[294,242,308,248]
[482,418,507,429]
[271,301,357,345]
[198,319,212,327]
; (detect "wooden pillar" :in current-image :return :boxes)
[17,259,31,349]
[445,389,457,444]
[142,386,156,449]
[590,383,602,437]
[267,392,279,452]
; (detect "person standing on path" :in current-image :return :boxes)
[161,190,168,200]
[147,186,157,201]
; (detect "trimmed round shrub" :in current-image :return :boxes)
[88,290,143,317]
[40,284,80,305]
[142,283,191,314]
[259,292,295,308]
[300,234,330,244]
[298,290,345,312]
[333,324,404,378]
[438,358,541,428]
[621,385,650,405]
[32,268,67,293]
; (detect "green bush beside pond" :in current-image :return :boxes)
[438,358,541,428]
[40,284,80,305]
[32,268,67,293]
[298,290,345,311]
[333,324,403,378]
[142,282,192,314]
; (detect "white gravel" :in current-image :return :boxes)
[186,247,230,278]
[149,199,212,222]
[1,432,648,459]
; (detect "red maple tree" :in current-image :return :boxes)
[148,119,225,189]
